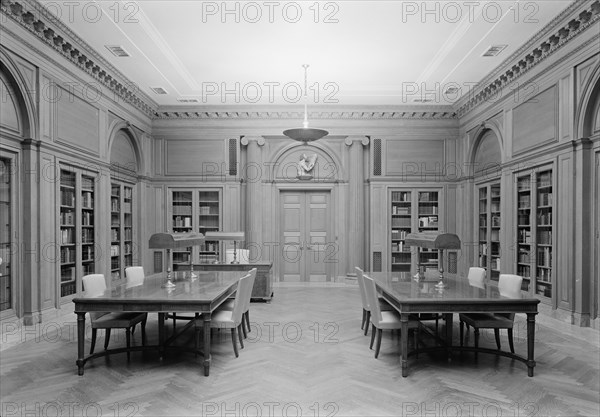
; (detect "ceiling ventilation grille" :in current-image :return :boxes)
[105,45,130,57]
[177,98,199,103]
[151,87,168,95]
[482,45,507,57]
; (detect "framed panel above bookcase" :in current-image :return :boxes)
[169,188,222,265]
[58,166,98,299]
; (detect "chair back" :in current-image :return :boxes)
[355,267,370,310]
[362,274,382,327]
[467,267,486,289]
[225,249,250,264]
[242,268,257,313]
[498,274,523,299]
[82,274,107,297]
[231,273,252,324]
[125,266,145,288]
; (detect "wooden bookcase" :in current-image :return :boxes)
[478,182,501,281]
[0,158,12,312]
[170,189,221,265]
[515,167,554,298]
[110,182,135,281]
[390,188,441,277]
[59,167,97,298]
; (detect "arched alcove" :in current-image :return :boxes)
[109,128,140,175]
[471,128,503,178]
[272,143,342,182]
[0,62,30,137]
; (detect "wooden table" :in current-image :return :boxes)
[368,272,540,377]
[73,271,241,376]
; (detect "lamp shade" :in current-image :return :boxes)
[148,232,205,249]
[204,231,245,241]
[283,127,329,142]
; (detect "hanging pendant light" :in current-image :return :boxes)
[283,64,329,143]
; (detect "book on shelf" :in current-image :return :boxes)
[60,211,74,226]
[81,191,94,209]
[61,190,75,207]
[537,230,552,245]
[537,247,552,268]
[61,228,74,244]
[110,245,120,257]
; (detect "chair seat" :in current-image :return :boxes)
[91,312,147,329]
[377,311,421,330]
[459,313,514,329]
[210,308,238,328]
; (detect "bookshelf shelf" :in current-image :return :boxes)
[58,169,97,298]
[478,182,501,281]
[515,168,554,298]
[170,189,222,264]
[110,183,135,281]
[390,189,442,278]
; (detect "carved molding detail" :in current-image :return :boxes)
[456,0,600,117]
[0,0,156,117]
[153,110,458,120]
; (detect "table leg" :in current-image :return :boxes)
[401,313,409,377]
[444,313,453,361]
[526,312,537,377]
[158,313,165,360]
[203,312,211,376]
[76,312,86,376]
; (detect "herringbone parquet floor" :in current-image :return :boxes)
[1,286,599,416]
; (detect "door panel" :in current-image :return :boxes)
[281,191,331,282]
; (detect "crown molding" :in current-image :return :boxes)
[455,0,600,117]
[152,105,458,120]
[1,0,158,117]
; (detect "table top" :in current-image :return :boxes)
[366,272,539,312]
[73,271,242,311]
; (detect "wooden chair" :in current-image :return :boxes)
[459,273,523,353]
[82,274,147,360]
[363,273,419,358]
[220,268,257,338]
[125,266,145,288]
[208,272,254,357]
[355,267,394,336]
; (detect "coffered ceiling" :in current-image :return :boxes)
[38,0,574,107]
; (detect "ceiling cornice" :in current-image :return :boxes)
[152,108,458,121]
[0,0,158,117]
[455,0,600,117]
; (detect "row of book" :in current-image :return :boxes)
[419,216,438,228]
[60,190,75,207]
[391,192,411,202]
[173,205,193,215]
[391,241,408,252]
[418,206,438,215]
[392,230,408,240]
[537,247,552,268]
[538,192,552,206]
[110,245,120,257]
[173,216,192,228]
[391,205,411,215]
[81,191,93,209]
[538,230,552,245]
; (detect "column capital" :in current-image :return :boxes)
[344,136,370,147]
[241,136,265,147]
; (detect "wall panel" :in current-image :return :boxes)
[56,86,100,154]
[513,86,557,155]
[165,140,225,175]
[385,140,445,177]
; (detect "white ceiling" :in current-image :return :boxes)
[42,0,574,107]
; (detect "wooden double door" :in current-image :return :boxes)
[280,191,334,282]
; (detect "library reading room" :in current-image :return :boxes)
[1,1,599,416]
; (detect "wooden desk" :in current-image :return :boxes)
[367,272,540,377]
[73,271,241,376]
[174,262,273,301]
